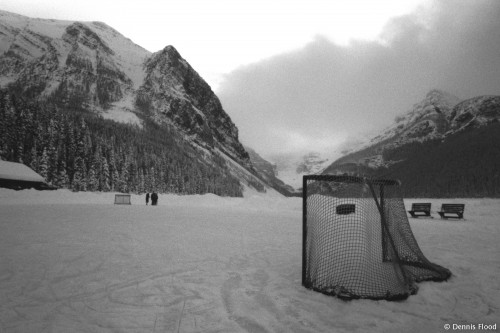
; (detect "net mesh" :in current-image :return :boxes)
[302,175,451,301]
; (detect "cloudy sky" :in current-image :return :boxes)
[2,0,500,158]
[217,0,500,157]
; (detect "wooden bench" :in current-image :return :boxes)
[437,204,465,219]
[408,203,432,218]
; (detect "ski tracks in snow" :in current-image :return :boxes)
[2,200,500,332]
[219,254,321,333]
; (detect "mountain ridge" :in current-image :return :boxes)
[323,90,500,197]
[0,9,290,196]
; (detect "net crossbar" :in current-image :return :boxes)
[302,175,451,301]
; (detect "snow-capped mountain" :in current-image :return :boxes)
[323,90,500,197]
[0,10,287,195]
[266,152,337,190]
[371,89,460,147]
[0,12,148,108]
[324,89,462,172]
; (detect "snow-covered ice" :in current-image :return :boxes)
[0,189,499,332]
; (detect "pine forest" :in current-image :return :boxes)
[0,90,243,197]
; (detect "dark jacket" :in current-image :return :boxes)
[151,192,158,205]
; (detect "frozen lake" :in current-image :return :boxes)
[0,189,499,332]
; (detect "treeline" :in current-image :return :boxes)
[0,91,243,196]
[375,123,500,197]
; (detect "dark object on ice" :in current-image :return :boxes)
[151,192,158,206]
[437,204,465,219]
[0,160,57,191]
[114,194,131,205]
[146,192,150,205]
[408,203,432,218]
[302,175,451,301]
[336,204,355,215]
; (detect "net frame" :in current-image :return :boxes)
[302,175,451,301]
[114,194,131,205]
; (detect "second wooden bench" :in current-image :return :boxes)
[437,204,465,219]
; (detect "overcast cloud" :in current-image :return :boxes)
[217,0,500,158]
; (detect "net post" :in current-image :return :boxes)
[302,175,308,287]
[380,184,388,261]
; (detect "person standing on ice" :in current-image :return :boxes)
[146,192,150,205]
[151,192,158,206]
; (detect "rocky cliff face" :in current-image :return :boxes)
[57,22,133,109]
[244,146,297,196]
[0,12,141,109]
[369,89,460,150]
[0,10,274,194]
[447,95,500,132]
[136,46,249,164]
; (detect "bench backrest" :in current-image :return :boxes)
[441,204,464,213]
[411,203,431,211]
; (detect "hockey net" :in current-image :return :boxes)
[302,175,451,301]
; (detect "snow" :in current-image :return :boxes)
[270,152,337,189]
[102,93,143,128]
[0,10,73,59]
[0,160,45,183]
[87,21,150,90]
[0,10,150,95]
[215,148,283,197]
[0,76,17,89]
[0,189,499,332]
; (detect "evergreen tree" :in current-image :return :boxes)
[72,118,89,191]
[0,90,246,197]
[100,156,111,192]
[72,155,87,191]
[29,144,38,173]
[57,159,70,188]
[87,161,99,191]
[46,119,59,184]
[65,124,76,181]
[39,147,49,181]
[47,145,58,184]
[138,171,145,193]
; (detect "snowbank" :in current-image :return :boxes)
[0,188,301,213]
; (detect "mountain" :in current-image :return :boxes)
[136,45,251,165]
[244,146,297,196]
[324,89,460,172]
[267,152,335,190]
[323,90,500,197]
[0,10,285,196]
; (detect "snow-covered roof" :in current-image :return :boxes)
[0,160,46,183]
